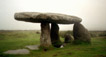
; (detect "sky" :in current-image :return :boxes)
[0,0,106,31]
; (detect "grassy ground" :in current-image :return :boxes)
[0,31,106,57]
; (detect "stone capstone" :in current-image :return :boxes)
[15,12,82,24]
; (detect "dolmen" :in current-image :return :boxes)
[14,12,91,48]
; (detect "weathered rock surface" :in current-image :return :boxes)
[4,49,30,54]
[25,45,39,50]
[73,23,91,44]
[40,22,52,48]
[15,12,82,24]
[50,23,62,48]
[64,34,74,43]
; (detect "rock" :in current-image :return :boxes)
[50,23,62,48]
[60,45,64,48]
[64,34,74,43]
[25,45,39,50]
[40,22,52,48]
[15,12,82,24]
[4,49,30,54]
[73,23,91,44]
[14,12,82,48]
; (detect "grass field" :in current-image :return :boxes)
[0,30,106,57]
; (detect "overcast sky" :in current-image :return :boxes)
[0,0,106,30]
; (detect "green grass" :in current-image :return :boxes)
[0,31,106,57]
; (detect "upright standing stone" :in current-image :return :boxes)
[50,23,62,48]
[73,23,91,44]
[40,22,52,48]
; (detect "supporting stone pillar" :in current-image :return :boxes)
[50,23,62,48]
[40,22,52,48]
[73,23,91,44]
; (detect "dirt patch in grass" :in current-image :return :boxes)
[52,54,58,57]
[94,55,106,57]
[67,52,72,55]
